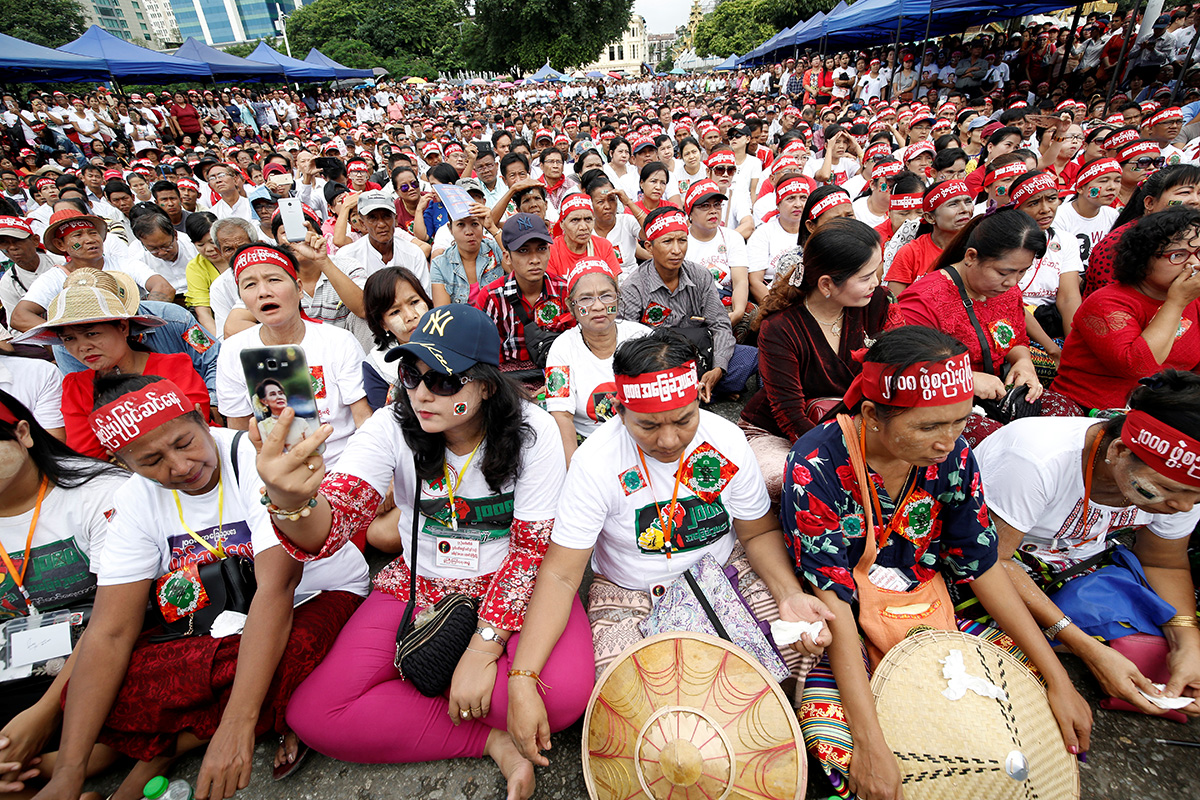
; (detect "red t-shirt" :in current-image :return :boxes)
[62,352,211,459]
[546,235,621,282]
[886,233,944,288]
[1055,283,1200,410]
[171,103,202,135]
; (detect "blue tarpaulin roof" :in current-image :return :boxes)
[529,61,568,82]
[303,48,374,79]
[245,42,336,81]
[714,53,741,70]
[174,37,284,81]
[0,32,111,83]
[58,25,213,83]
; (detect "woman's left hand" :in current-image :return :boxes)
[698,367,723,403]
[1046,681,1092,756]
[1007,360,1043,402]
[777,591,835,656]
[1164,643,1200,717]
[194,718,255,800]
[448,649,499,725]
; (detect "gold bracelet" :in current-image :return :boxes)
[1163,615,1200,629]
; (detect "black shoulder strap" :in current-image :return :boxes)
[683,569,731,643]
[940,267,994,376]
[396,471,423,641]
[230,430,246,486]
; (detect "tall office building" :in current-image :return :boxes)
[142,0,181,43]
[81,0,166,47]
[169,0,310,47]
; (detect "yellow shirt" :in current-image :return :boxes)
[184,253,219,308]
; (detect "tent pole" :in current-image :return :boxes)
[1170,27,1199,105]
[893,11,904,55]
[1103,0,1144,118]
[919,9,933,59]
[1056,0,1085,88]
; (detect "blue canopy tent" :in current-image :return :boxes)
[174,37,284,82]
[741,29,790,65]
[245,42,336,82]
[0,32,111,83]
[781,2,848,54]
[714,53,741,70]
[58,26,213,84]
[304,48,374,80]
[528,61,569,82]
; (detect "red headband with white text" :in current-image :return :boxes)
[233,245,298,281]
[644,210,689,241]
[843,351,974,409]
[1011,173,1060,207]
[616,363,699,412]
[89,381,193,452]
[1123,410,1200,488]
[923,180,971,213]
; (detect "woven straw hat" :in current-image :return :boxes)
[58,268,141,316]
[582,632,805,800]
[869,630,1079,800]
[13,280,164,346]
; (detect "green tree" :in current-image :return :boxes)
[657,55,675,72]
[222,38,277,58]
[693,0,838,58]
[466,0,635,75]
[0,0,88,47]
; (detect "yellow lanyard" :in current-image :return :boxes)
[0,476,49,611]
[172,473,225,559]
[636,447,686,559]
[443,439,483,532]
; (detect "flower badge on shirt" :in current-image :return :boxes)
[989,319,1016,351]
[612,244,623,262]
[154,563,210,623]
[618,465,646,496]
[545,366,570,398]
[1176,318,1192,341]
[182,325,215,353]
[534,297,564,328]
[309,366,326,400]
[683,443,738,504]
[642,301,671,327]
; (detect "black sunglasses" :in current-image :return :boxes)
[398,359,473,396]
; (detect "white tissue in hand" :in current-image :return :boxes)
[940,649,1008,702]
[209,610,248,638]
[1139,683,1197,710]
[770,619,825,646]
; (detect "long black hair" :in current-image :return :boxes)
[0,389,123,488]
[1101,370,1200,456]
[391,363,533,495]
[613,328,699,379]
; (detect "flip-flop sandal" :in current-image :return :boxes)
[272,741,311,781]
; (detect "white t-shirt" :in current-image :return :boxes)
[746,217,799,282]
[97,427,369,599]
[804,156,860,187]
[720,193,754,231]
[211,195,255,223]
[0,356,63,431]
[1052,201,1119,270]
[216,321,366,466]
[544,320,652,437]
[0,251,64,321]
[729,156,763,206]
[858,73,889,103]
[333,232,430,288]
[604,164,641,199]
[601,214,642,276]
[672,166,706,202]
[144,236,197,294]
[22,256,160,311]
[687,226,749,290]
[0,465,127,618]
[852,196,888,229]
[752,193,778,225]
[332,402,564,581]
[551,410,770,594]
[209,269,241,334]
[975,417,1200,572]
[1020,228,1084,307]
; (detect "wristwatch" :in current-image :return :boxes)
[1041,615,1072,641]
[476,625,506,650]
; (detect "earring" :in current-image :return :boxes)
[825,292,831,298]
[871,426,879,431]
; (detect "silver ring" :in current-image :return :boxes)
[460,710,470,718]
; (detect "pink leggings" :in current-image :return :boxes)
[286,590,594,763]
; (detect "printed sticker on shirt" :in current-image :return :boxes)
[154,562,210,623]
[167,521,252,572]
[0,539,97,622]
[618,465,647,496]
[1048,240,1061,252]
[534,297,565,328]
[545,365,571,398]
[419,490,515,541]
[641,301,671,327]
[612,244,623,263]
[309,365,327,400]
[1176,318,1192,341]
[434,537,480,571]
[588,382,618,423]
[682,443,739,504]
[989,320,1016,352]
[891,489,939,551]
[182,324,215,353]
[633,496,729,554]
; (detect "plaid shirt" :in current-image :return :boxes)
[475,273,571,363]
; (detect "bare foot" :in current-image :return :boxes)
[484,729,535,800]
[274,730,300,770]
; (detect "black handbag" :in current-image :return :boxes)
[393,473,479,697]
[941,266,1041,423]
[512,300,565,369]
[675,324,716,376]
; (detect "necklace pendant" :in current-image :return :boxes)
[830,322,842,336]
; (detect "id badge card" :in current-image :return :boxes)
[1,609,76,679]
[867,564,917,592]
[434,537,480,571]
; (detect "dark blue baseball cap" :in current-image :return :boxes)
[501,212,554,251]
[384,304,501,374]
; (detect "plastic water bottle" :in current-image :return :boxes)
[143,776,193,800]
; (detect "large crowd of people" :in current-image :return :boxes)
[1,7,1200,800]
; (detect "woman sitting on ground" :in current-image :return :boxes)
[1054,207,1200,414]
[256,304,593,800]
[883,180,975,295]
[785,326,1092,800]
[740,219,896,503]
[31,374,369,800]
[544,260,651,463]
[361,267,433,410]
[507,329,834,769]
[976,370,1200,721]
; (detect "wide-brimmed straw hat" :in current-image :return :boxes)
[43,208,109,256]
[582,632,805,800]
[14,272,163,345]
[869,630,1079,800]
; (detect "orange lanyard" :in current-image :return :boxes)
[859,421,917,546]
[0,476,49,611]
[636,447,686,558]
[1073,429,1106,547]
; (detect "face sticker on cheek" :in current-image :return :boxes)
[453,402,468,416]
[71,242,82,250]
[1089,187,1100,198]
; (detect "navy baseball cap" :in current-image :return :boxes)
[385,304,500,374]
[501,213,554,251]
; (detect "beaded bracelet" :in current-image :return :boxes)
[260,487,319,521]
[508,669,552,692]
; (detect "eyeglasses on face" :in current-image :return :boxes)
[398,360,474,396]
